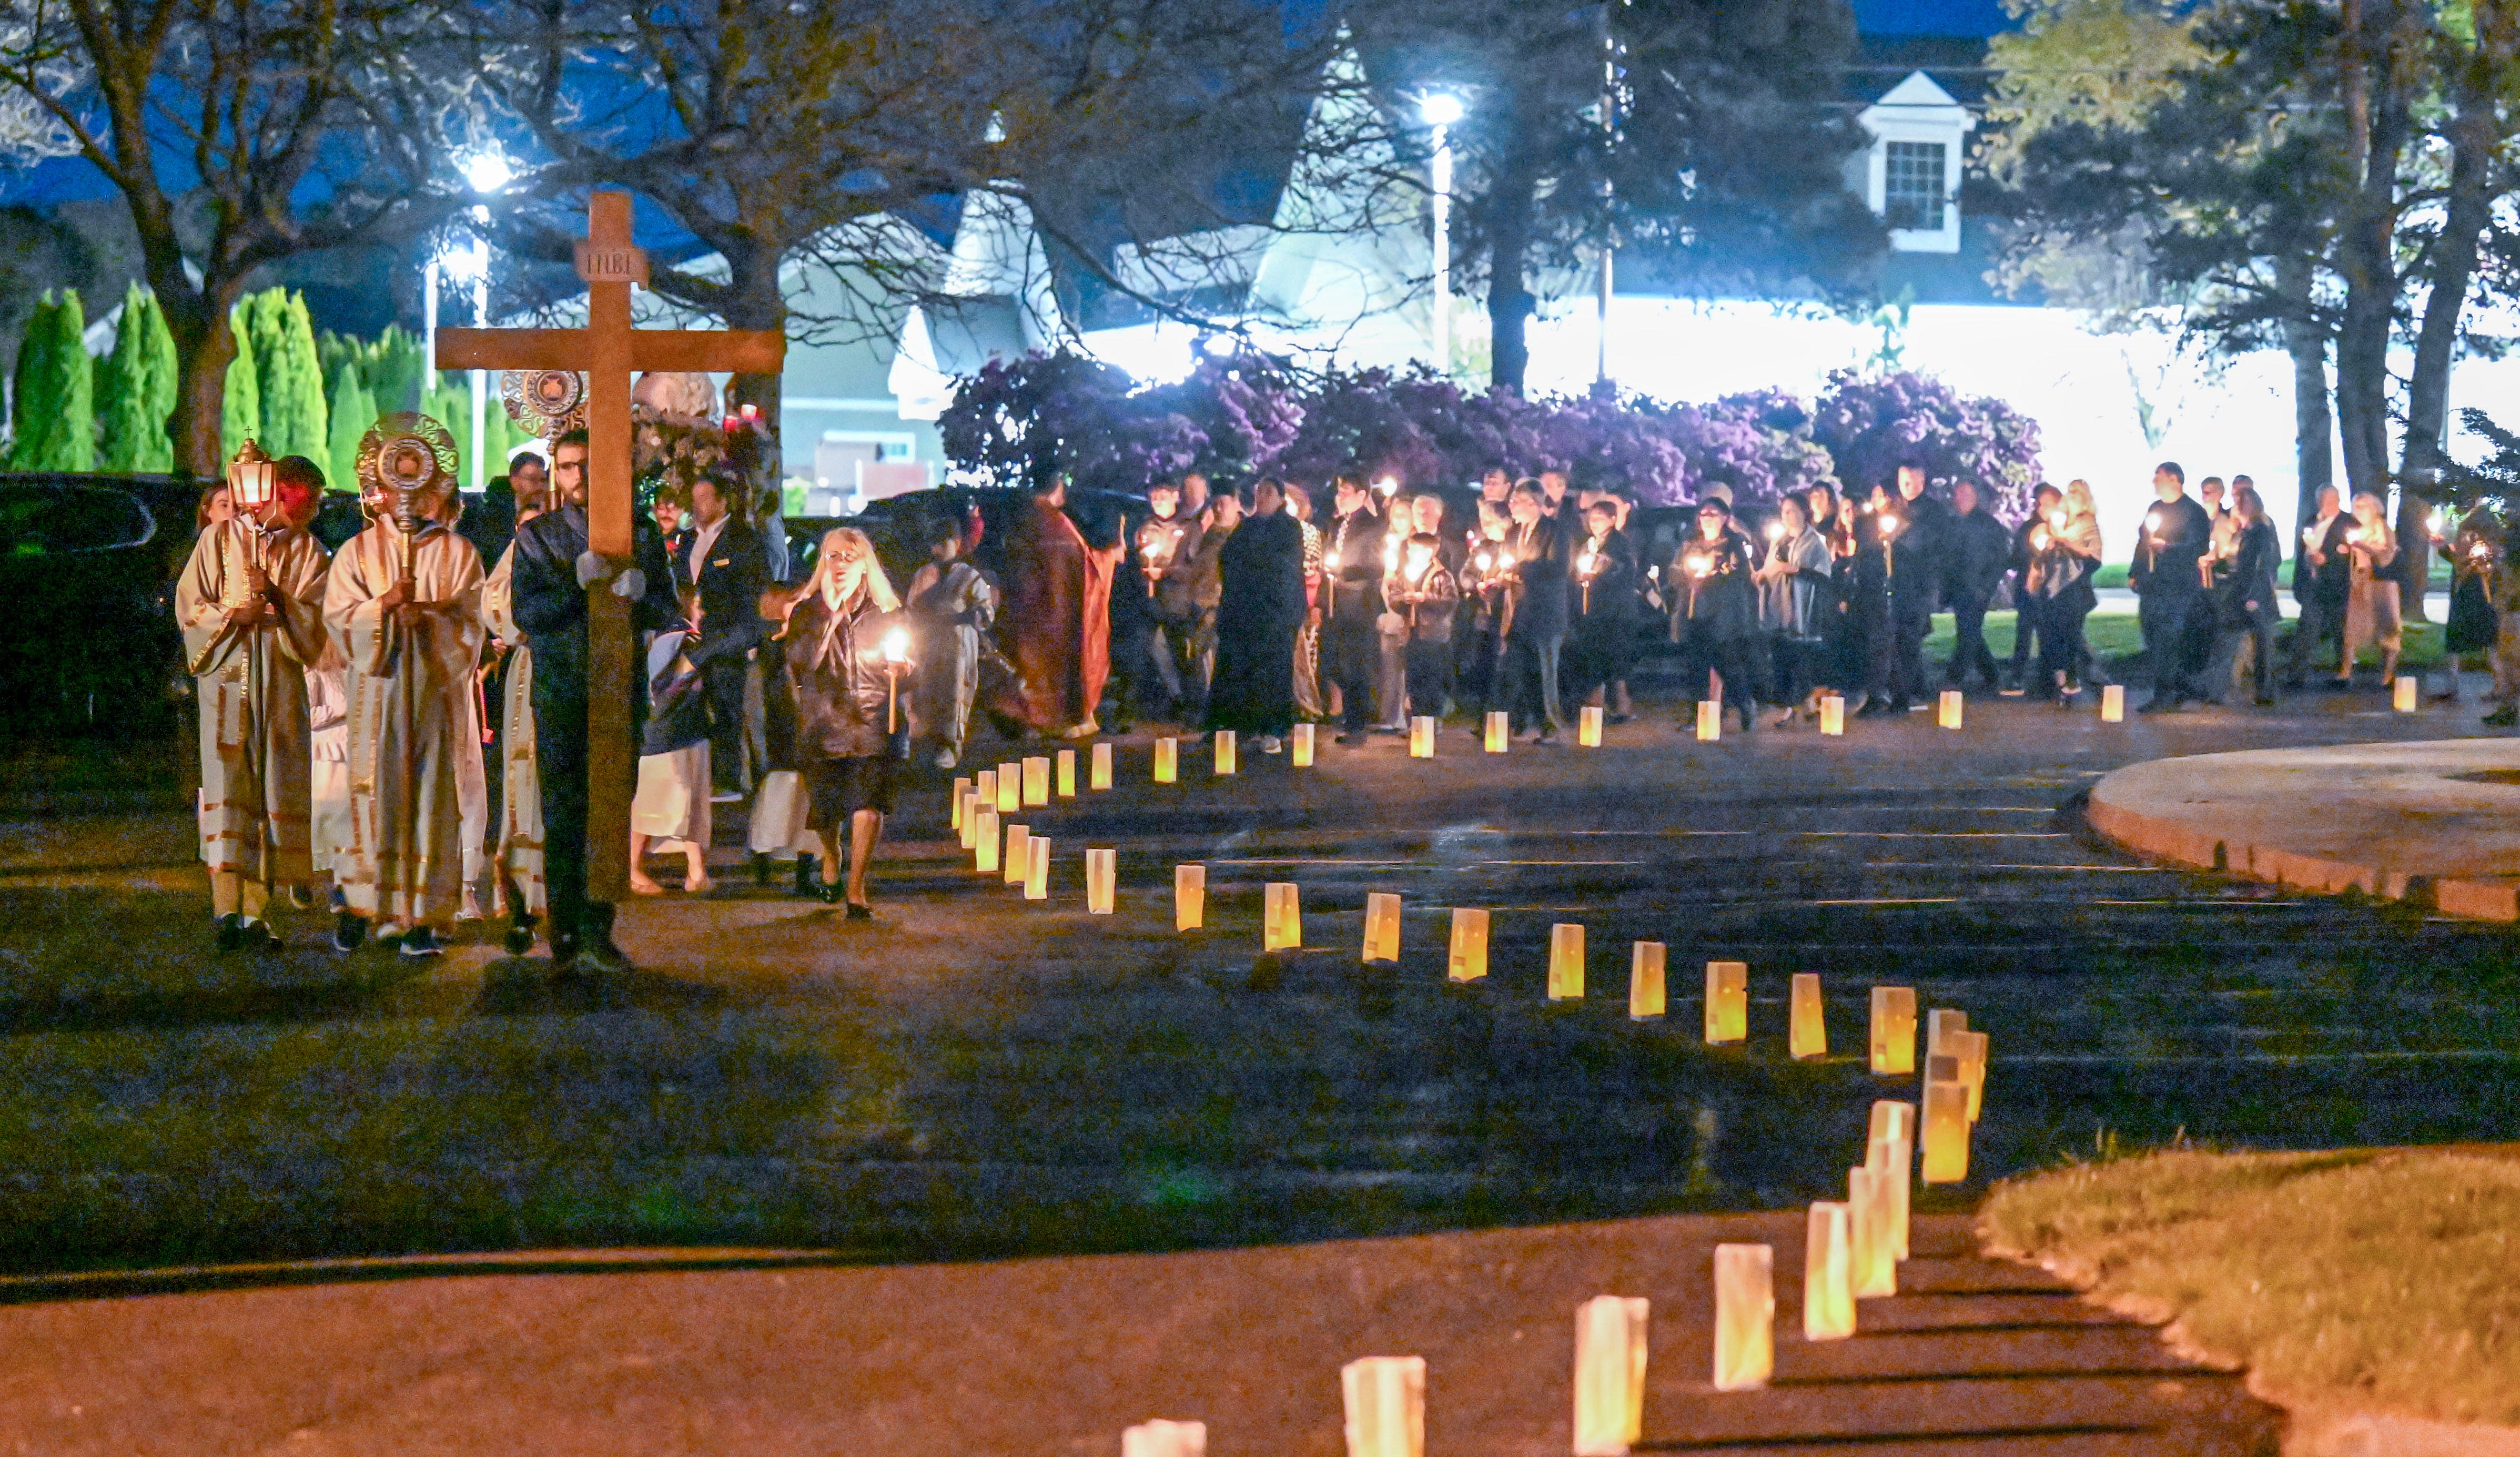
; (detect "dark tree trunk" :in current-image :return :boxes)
[2393,66,2500,620]
[720,242,788,491]
[2276,252,2335,539]
[160,276,240,482]
[2332,0,2406,504]
[1484,86,1540,397]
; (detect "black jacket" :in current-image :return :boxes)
[1500,516,1571,641]
[671,517,773,666]
[782,591,914,760]
[511,504,683,715]
[2294,511,2353,610]
[2217,518,2282,629]
[1216,511,1307,638]
[1324,505,1388,623]
[2129,495,2212,600]
[1945,507,2013,605]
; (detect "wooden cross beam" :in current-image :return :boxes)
[437,189,785,903]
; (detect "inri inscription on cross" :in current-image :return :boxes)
[437,189,784,899]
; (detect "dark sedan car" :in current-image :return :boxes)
[0,472,211,740]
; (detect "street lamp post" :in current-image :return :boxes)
[1420,94,1463,378]
[442,151,512,491]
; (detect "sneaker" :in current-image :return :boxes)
[710,788,744,803]
[504,917,537,956]
[215,914,242,952]
[934,747,959,770]
[398,925,443,958]
[1998,685,2027,697]
[1257,734,1284,754]
[1335,732,1363,745]
[576,936,634,974]
[331,912,366,952]
[1370,723,1406,735]
[237,918,281,952]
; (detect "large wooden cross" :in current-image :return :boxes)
[438,189,785,902]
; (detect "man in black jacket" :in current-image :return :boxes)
[2001,482,2063,694]
[1890,464,1948,702]
[511,429,683,973]
[2283,484,2353,689]
[2128,460,2213,712]
[1942,480,2013,692]
[1322,474,1388,743]
[672,466,772,797]
[1497,480,1572,740]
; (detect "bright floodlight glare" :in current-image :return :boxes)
[1420,93,1464,127]
[1202,333,1239,357]
[463,152,513,194]
[443,237,490,284]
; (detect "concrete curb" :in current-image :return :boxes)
[2086,739,2520,922]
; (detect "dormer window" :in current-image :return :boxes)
[1883,141,1947,232]
[1857,72,1974,254]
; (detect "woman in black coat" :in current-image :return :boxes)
[774,526,914,913]
[1668,499,1763,732]
[1205,479,1307,752]
[2207,484,2283,706]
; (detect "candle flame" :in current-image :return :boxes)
[880,625,909,663]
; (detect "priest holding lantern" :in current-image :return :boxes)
[177,446,332,950]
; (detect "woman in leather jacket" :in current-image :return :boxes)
[770,527,914,914]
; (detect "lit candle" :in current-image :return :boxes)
[1448,907,1489,981]
[1869,987,1917,1076]
[879,624,910,733]
[1704,960,1747,1044]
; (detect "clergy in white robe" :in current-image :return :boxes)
[174,462,330,944]
[481,541,547,937]
[323,417,486,948]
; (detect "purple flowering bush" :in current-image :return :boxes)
[1813,369,2044,519]
[944,349,2040,517]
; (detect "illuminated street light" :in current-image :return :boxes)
[1419,94,1465,375]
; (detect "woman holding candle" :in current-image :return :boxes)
[2339,492,2402,688]
[1754,495,1832,725]
[1564,499,1639,717]
[2205,484,2282,706]
[775,527,913,914]
[1668,498,1762,732]
[2434,508,2501,705]
[2028,480,2104,702]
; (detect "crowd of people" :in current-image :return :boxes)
[179,393,2520,967]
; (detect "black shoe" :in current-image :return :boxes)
[504,915,536,956]
[1853,702,1894,719]
[752,851,772,887]
[331,912,365,953]
[549,933,581,973]
[398,925,442,958]
[1334,732,1362,745]
[575,936,633,974]
[2254,694,2279,706]
[237,919,281,952]
[845,901,873,921]
[215,914,242,952]
[816,879,843,905]
[793,854,819,897]
[1605,712,1632,725]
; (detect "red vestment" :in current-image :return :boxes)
[995,497,1120,733]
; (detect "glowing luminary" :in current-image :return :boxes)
[1578,704,1604,747]
[1024,834,1049,900]
[1153,738,1178,783]
[1571,1294,1648,1457]
[1920,1078,1972,1184]
[957,792,981,851]
[1867,1102,1916,1261]
[1549,924,1586,1000]
[1121,1419,1207,1457]
[1937,689,1963,730]
[1023,755,1050,807]
[1950,1029,1989,1121]
[1628,942,1667,1020]
[1848,1165,1897,1299]
[1926,1008,1967,1060]
[1292,723,1317,766]
[974,809,1001,873]
[1869,987,1917,1075]
[1175,864,1206,931]
[1448,907,1489,982]
[2101,683,2126,722]
[1003,824,1030,886]
[1091,742,1114,791]
[1056,750,1077,798]
[1696,700,1721,742]
[1340,1355,1425,1457]
[1362,892,1402,964]
[996,762,1021,813]
[975,769,998,816]
[1704,960,1748,1044]
[1789,973,1826,1060]
[1263,882,1302,952]
[1409,716,1436,759]
[1086,848,1116,915]
[950,777,971,830]
[1214,730,1238,776]
[2395,675,2419,713]
[1804,1202,1856,1341]
[1712,1244,1774,1391]
[1485,711,1510,753]
[1818,694,1846,736]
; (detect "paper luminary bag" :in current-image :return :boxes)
[1263,882,1301,951]
[1362,892,1401,964]
[1696,699,1720,741]
[1570,1294,1649,1457]
[1484,711,1509,752]
[1448,907,1489,981]
[1920,1078,1972,1183]
[1175,863,1206,931]
[974,809,1001,872]
[1549,924,1586,1000]
[1819,694,1846,736]
[1789,973,1826,1060]
[1022,755,1050,807]
[1704,961,1747,1044]
[1848,1164,1897,1299]
[1804,1202,1856,1341]
[1409,716,1436,758]
[1340,1355,1425,1457]
[1712,1244,1774,1391]
[1023,834,1049,900]
[1056,749,1077,798]
[1578,704,1603,747]
[1003,824,1029,885]
[1120,1420,1206,1457]
[1292,722,1317,766]
[1086,848,1116,915]
[1213,730,1237,776]
[1937,689,1963,730]
[1869,987,1917,1075]
[1153,737,1178,783]
[996,762,1021,813]
[1628,942,1667,1019]
[1090,741,1114,790]
[949,777,970,829]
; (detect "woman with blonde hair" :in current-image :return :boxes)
[2341,491,2402,686]
[770,527,913,914]
[2030,480,2106,701]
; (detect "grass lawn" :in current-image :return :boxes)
[1982,1146,2520,1427]
[1922,609,2446,672]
